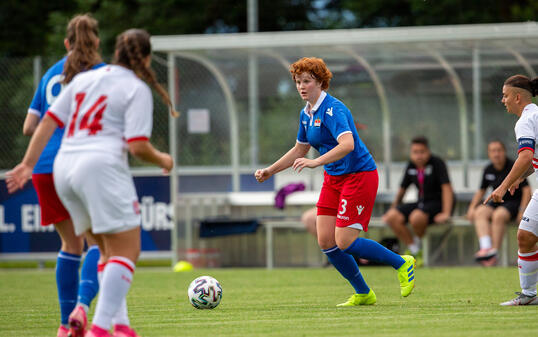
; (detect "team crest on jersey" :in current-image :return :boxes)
[314,119,321,127]
[326,107,333,116]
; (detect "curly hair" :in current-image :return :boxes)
[289,57,332,90]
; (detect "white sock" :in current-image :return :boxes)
[518,251,538,297]
[97,262,106,284]
[98,262,130,327]
[112,299,130,327]
[479,236,492,250]
[92,257,135,330]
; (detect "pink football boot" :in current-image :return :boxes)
[84,324,111,337]
[57,325,69,337]
[113,324,139,337]
[68,305,87,337]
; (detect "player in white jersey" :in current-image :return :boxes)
[484,74,538,306]
[22,14,104,337]
[6,29,178,337]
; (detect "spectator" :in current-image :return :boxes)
[382,136,454,266]
[301,207,317,237]
[467,141,531,266]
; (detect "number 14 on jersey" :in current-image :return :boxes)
[67,92,107,137]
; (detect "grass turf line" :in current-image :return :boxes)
[0,267,537,336]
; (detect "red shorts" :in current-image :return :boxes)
[32,173,70,226]
[316,170,378,231]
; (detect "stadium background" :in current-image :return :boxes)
[1,1,538,268]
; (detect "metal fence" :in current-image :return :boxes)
[155,22,538,193]
[0,55,171,171]
[2,22,538,183]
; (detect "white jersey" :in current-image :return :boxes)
[47,64,153,158]
[514,103,538,236]
[514,103,538,176]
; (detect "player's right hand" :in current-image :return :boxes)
[161,153,173,174]
[255,168,271,183]
[508,178,522,195]
[484,185,506,204]
[5,163,32,194]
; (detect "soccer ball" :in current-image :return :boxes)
[187,276,223,309]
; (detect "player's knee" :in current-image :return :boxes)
[335,237,353,251]
[517,230,537,252]
[317,235,336,250]
[61,236,84,255]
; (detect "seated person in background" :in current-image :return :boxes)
[301,207,318,238]
[383,136,454,266]
[466,140,531,266]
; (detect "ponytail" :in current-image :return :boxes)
[62,14,102,84]
[114,29,179,118]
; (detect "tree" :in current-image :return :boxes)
[340,0,538,27]
[0,0,78,57]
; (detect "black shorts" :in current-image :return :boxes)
[396,200,444,225]
[485,200,520,220]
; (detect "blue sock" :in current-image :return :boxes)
[78,245,100,308]
[344,238,405,269]
[56,251,81,325]
[322,246,370,294]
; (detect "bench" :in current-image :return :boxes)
[177,191,514,269]
[261,216,513,269]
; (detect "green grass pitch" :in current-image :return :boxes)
[1,266,537,336]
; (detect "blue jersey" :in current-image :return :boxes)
[28,57,105,173]
[296,91,376,175]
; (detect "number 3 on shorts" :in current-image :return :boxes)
[339,199,347,215]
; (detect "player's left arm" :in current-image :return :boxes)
[434,183,453,223]
[485,149,534,204]
[292,133,353,172]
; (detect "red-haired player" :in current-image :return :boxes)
[255,57,416,306]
